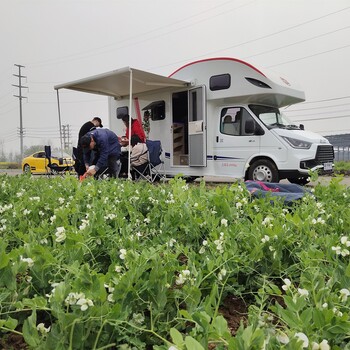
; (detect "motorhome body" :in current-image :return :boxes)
[55,57,334,184]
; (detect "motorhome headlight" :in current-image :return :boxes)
[282,136,312,149]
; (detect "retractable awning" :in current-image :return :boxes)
[54,67,189,98]
[54,67,189,177]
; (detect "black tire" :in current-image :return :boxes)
[185,176,198,183]
[288,177,310,186]
[247,159,279,183]
[23,164,31,174]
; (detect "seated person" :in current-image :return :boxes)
[120,114,146,146]
[130,135,148,179]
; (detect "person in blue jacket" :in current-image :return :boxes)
[80,128,121,178]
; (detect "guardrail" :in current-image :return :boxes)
[334,146,350,162]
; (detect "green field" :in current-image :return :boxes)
[0,174,349,349]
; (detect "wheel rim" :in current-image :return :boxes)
[24,165,31,173]
[252,165,273,182]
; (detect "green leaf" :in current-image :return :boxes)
[0,238,9,269]
[345,261,350,277]
[212,315,229,337]
[184,336,205,350]
[4,317,18,330]
[170,328,184,347]
[23,311,40,347]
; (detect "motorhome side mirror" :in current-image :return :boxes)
[299,124,304,130]
[245,120,265,135]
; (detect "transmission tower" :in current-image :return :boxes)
[61,124,71,149]
[13,64,27,159]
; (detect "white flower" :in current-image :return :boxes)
[331,246,341,255]
[79,219,89,230]
[119,249,127,260]
[115,265,122,273]
[20,256,34,267]
[276,331,289,344]
[58,197,65,204]
[36,323,51,334]
[202,240,208,246]
[55,227,66,242]
[340,236,350,246]
[76,297,94,311]
[168,238,176,247]
[218,268,227,281]
[175,270,191,285]
[169,346,178,350]
[298,288,309,297]
[282,278,292,291]
[23,209,31,215]
[261,235,270,243]
[295,332,309,348]
[221,218,228,227]
[199,247,206,254]
[175,274,185,285]
[339,288,350,302]
[312,339,330,350]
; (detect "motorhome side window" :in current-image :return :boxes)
[209,74,231,91]
[143,100,165,120]
[220,107,257,136]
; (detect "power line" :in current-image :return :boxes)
[244,25,350,60]
[292,114,350,122]
[284,102,350,113]
[26,0,255,68]
[265,44,350,68]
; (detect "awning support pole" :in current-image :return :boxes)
[127,69,133,180]
[56,89,64,157]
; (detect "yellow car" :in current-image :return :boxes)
[22,151,75,174]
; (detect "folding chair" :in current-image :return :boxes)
[132,140,166,183]
[45,145,73,177]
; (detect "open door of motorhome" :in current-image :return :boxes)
[188,86,206,166]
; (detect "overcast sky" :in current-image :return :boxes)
[1,0,349,155]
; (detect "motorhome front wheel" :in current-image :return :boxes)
[248,159,279,183]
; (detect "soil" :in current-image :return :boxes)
[0,295,248,349]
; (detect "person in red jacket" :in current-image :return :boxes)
[120,115,146,146]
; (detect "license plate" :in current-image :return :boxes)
[323,162,333,171]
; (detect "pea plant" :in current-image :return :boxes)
[0,174,349,349]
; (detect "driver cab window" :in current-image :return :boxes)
[220,107,258,136]
[220,107,242,136]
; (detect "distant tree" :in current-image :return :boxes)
[23,145,45,157]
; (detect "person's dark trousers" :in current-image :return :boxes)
[94,155,121,179]
[75,146,86,176]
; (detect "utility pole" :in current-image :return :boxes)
[13,64,27,159]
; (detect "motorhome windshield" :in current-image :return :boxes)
[249,104,300,130]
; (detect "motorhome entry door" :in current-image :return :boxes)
[188,86,207,166]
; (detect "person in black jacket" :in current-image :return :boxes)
[80,128,121,178]
[75,117,103,176]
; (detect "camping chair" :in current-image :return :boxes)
[131,140,166,183]
[45,145,72,177]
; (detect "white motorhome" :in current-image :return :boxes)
[55,57,334,184]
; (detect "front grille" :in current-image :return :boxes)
[315,145,334,164]
[300,145,334,169]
